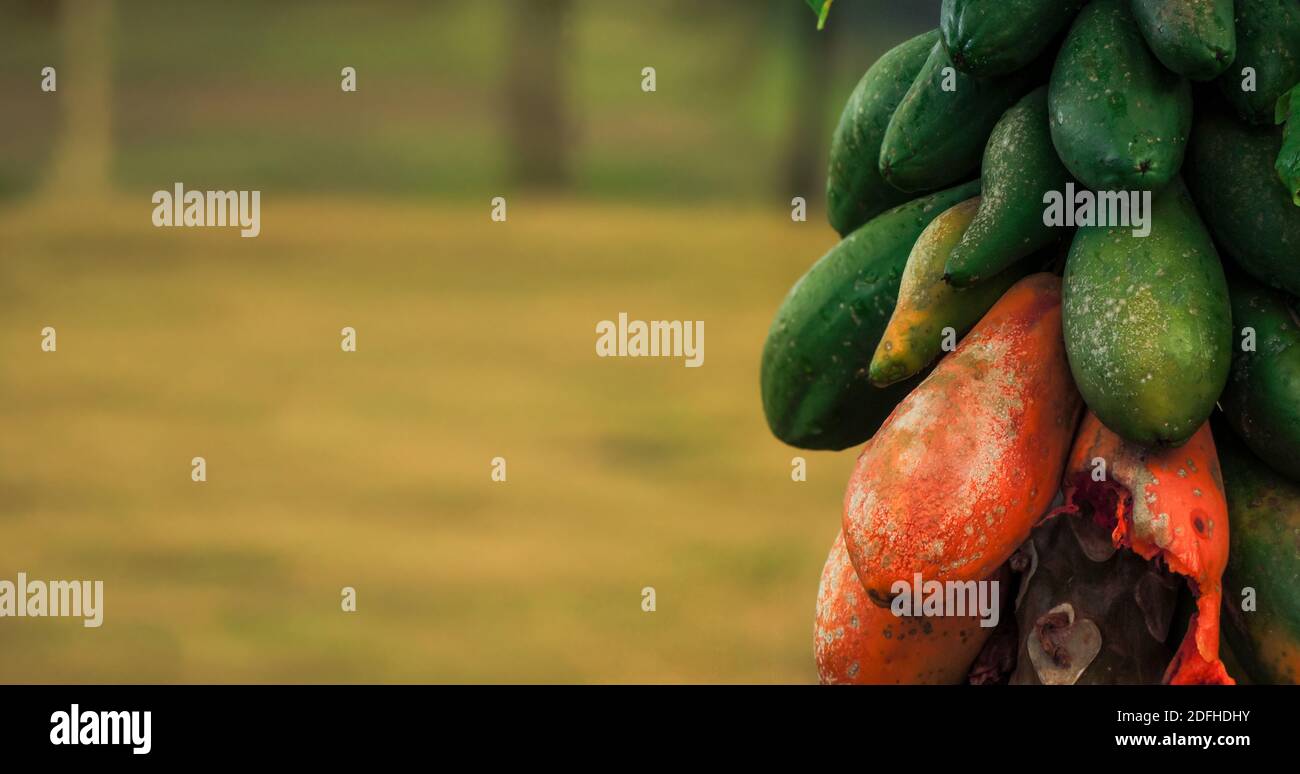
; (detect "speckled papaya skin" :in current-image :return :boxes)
[1185,108,1300,298]
[761,180,981,451]
[1131,0,1236,81]
[1048,0,1193,191]
[945,87,1072,288]
[827,30,939,237]
[1215,0,1300,125]
[814,532,996,684]
[878,40,1042,193]
[1062,178,1232,447]
[940,0,1085,77]
[843,273,1083,602]
[869,197,1030,387]
[1221,274,1300,483]
[1217,426,1300,684]
[1056,414,1234,684]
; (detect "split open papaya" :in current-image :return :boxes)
[843,273,1082,603]
[1054,413,1233,684]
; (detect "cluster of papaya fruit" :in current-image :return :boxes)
[772,0,1300,684]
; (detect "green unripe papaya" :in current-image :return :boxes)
[827,30,940,237]
[878,40,1042,193]
[1216,0,1300,125]
[940,0,1086,77]
[761,180,981,450]
[1049,0,1193,191]
[1062,179,1232,447]
[1131,0,1236,81]
[944,87,1072,288]
[1185,108,1300,298]
[1216,424,1300,684]
[1221,274,1300,484]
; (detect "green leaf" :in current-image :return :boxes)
[805,0,833,29]
[1277,84,1300,207]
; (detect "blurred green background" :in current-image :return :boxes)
[0,0,937,682]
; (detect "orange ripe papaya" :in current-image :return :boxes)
[814,531,998,684]
[842,273,1083,602]
[1055,413,1234,685]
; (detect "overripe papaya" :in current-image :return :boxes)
[944,87,1072,288]
[869,197,1031,386]
[827,30,939,237]
[1049,0,1193,190]
[939,0,1085,77]
[843,273,1083,601]
[1010,515,1179,685]
[1216,423,1300,684]
[1131,0,1236,81]
[814,531,998,684]
[1185,107,1300,297]
[878,40,1042,193]
[1221,274,1300,483]
[761,180,981,450]
[1053,415,1234,684]
[1215,0,1300,125]
[1062,178,1231,447]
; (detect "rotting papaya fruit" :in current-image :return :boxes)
[1221,274,1300,483]
[869,196,1031,387]
[1011,515,1179,685]
[1062,178,1232,447]
[1186,106,1300,298]
[939,0,1085,77]
[761,180,980,451]
[944,86,1072,288]
[878,40,1042,193]
[1053,414,1234,684]
[1216,422,1300,684]
[814,531,1000,684]
[1131,0,1236,81]
[842,273,1083,602]
[1216,0,1300,125]
[827,30,940,237]
[1049,0,1193,191]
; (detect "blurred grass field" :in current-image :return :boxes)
[0,195,860,682]
[0,0,939,682]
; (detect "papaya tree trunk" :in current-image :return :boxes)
[45,0,113,198]
[505,0,572,189]
[781,2,836,201]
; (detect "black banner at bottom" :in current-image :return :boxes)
[0,684,1286,761]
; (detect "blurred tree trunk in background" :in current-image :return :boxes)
[45,0,113,198]
[781,1,836,203]
[505,0,572,189]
